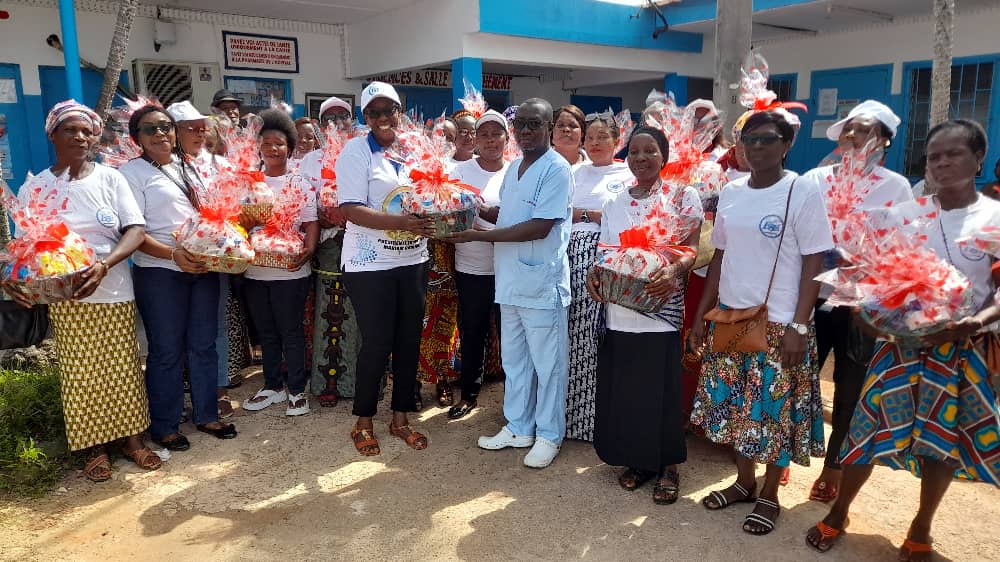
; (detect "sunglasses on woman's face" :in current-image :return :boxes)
[181,125,209,134]
[740,133,784,146]
[138,122,175,136]
[364,106,399,120]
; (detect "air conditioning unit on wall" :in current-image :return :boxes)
[131,60,221,110]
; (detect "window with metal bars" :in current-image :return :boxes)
[903,62,993,177]
[767,77,795,102]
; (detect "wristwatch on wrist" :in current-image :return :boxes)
[580,210,591,223]
[787,322,808,336]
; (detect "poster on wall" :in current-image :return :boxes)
[0,114,11,180]
[224,76,292,115]
[222,31,299,74]
[305,93,356,120]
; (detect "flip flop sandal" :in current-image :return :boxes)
[702,481,756,510]
[389,423,428,450]
[899,538,933,561]
[653,470,680,505]
[123,446,163,471]
[807,520,849,553]
[809,479,839,502]
[618,468,655,491]
[218,396,235,419]
[351,427,380,456]
[743,498,781,536]
[779,466,790,486]
[84,452,112,482]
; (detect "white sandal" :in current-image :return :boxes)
[286,392,310,416]
[243,388,287,411]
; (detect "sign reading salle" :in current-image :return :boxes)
[367,69,513,91]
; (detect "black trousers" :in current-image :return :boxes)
[344,262,429,417]
[244,277,311,395]
[814,300,874,469]
[455,272,498,402]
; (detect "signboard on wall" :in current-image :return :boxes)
[367,69,514,91]
[223,31,299,73]
[224,76,292,114]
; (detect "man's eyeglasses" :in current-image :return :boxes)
[511,118,548,131]
[138,122,174,136]
[456,129,476,138]
[740,134,784,146]
[364,106,399,120]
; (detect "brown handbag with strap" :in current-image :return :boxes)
[703,179,795,353]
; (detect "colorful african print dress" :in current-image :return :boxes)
[311,231,360,397]
[417,239,460,384]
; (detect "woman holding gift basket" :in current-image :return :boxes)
[2,100,160,482]
[120,103,237,451]
[586,125,702,504]
[241,109,319,417]
[806,119,1000,560]
[687,108,833,536]
[336,82,435,456]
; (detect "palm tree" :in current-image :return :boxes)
[929,0,955,127]
[96,0,139,121]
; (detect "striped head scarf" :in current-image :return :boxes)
[45,99,104,137]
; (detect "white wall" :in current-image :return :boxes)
[574,80,662,114]
[0,3,358,105]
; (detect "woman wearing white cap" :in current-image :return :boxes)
[444,109,510,419]
[336,82,435,455]
[801,100,913,503]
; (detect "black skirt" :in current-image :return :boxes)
[594,330,687,473]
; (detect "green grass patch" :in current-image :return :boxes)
[0,364,72,497]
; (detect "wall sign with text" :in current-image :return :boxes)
[366,69,514,91]
[223,31,299,73]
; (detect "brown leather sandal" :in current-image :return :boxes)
[351,427,380,456]
[123,446,163,471]
[389,423,428,450]
[84,451,112,482]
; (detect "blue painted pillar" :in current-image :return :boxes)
[57,0,83,101]
[664,73,689,105]
[452,57,483,113]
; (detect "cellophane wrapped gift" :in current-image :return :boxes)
[816,197,974,347]
[98,96,153,169]
[249,178,308,269]
[316,122,351,224]
[592,186,700,312]
[174,171,254,273]
[387,119,481,238]
[645,94,728,200]
[1,174,94,304]
[222,115,274,225]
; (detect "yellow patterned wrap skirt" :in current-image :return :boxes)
[49,300,150,451]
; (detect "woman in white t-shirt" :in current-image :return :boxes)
[808,119,1000,559]
[552,105,590,171]
[241,109,319,417]
[688,110,834,535]
[565,114,632,442]
[801,100,913,503]
[336,82,435,456]
[121,104,237,452]
[3,101,157,481]
[445,110,511,419]
[587,126,702,504]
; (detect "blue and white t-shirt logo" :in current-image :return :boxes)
[607,180,627,194]
[758,214,784,238]
[95,207,117,228]
[959,243,986,262]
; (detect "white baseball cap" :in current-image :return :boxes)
[475,109,507,131]
[166,100,210,123]
[360,81,401,112]
[319,96,352,117]
[826,100,901,141]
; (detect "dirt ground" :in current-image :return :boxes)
[1,367,999,562]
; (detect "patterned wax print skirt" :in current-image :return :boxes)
[417,239,460,384]
[311,232,360,397]
[691,321,826,467]
[566,230,605,441]
[49,300,150,451]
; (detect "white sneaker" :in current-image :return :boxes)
[286,392,310,416]
[243,388,287,411]
[523,437,560,468]
[477,426,535,450]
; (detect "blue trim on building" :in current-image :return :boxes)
[452,58,483,113]
[292,103,305,119]
[664,73,689,105]
[479,0,703,53]
[24,95,48,177]
[663,0,831,26]
[57,0,83,101]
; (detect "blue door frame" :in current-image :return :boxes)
[0,64,31,194]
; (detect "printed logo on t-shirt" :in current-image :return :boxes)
[758,214,784,239]
[95,207,118,228]
[959,243,987,262]
[607,180,627,194]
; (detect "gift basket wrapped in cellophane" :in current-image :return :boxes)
[386,117,482,238]
[644,93,728,200]
[591,186,701,312]
[1,173,94,304]
[173,170,254,273]
[816,195,974,348]
[316,121,351,224]
[97,96,153,169]
[249,178,308,269]
[222,115,274,226]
